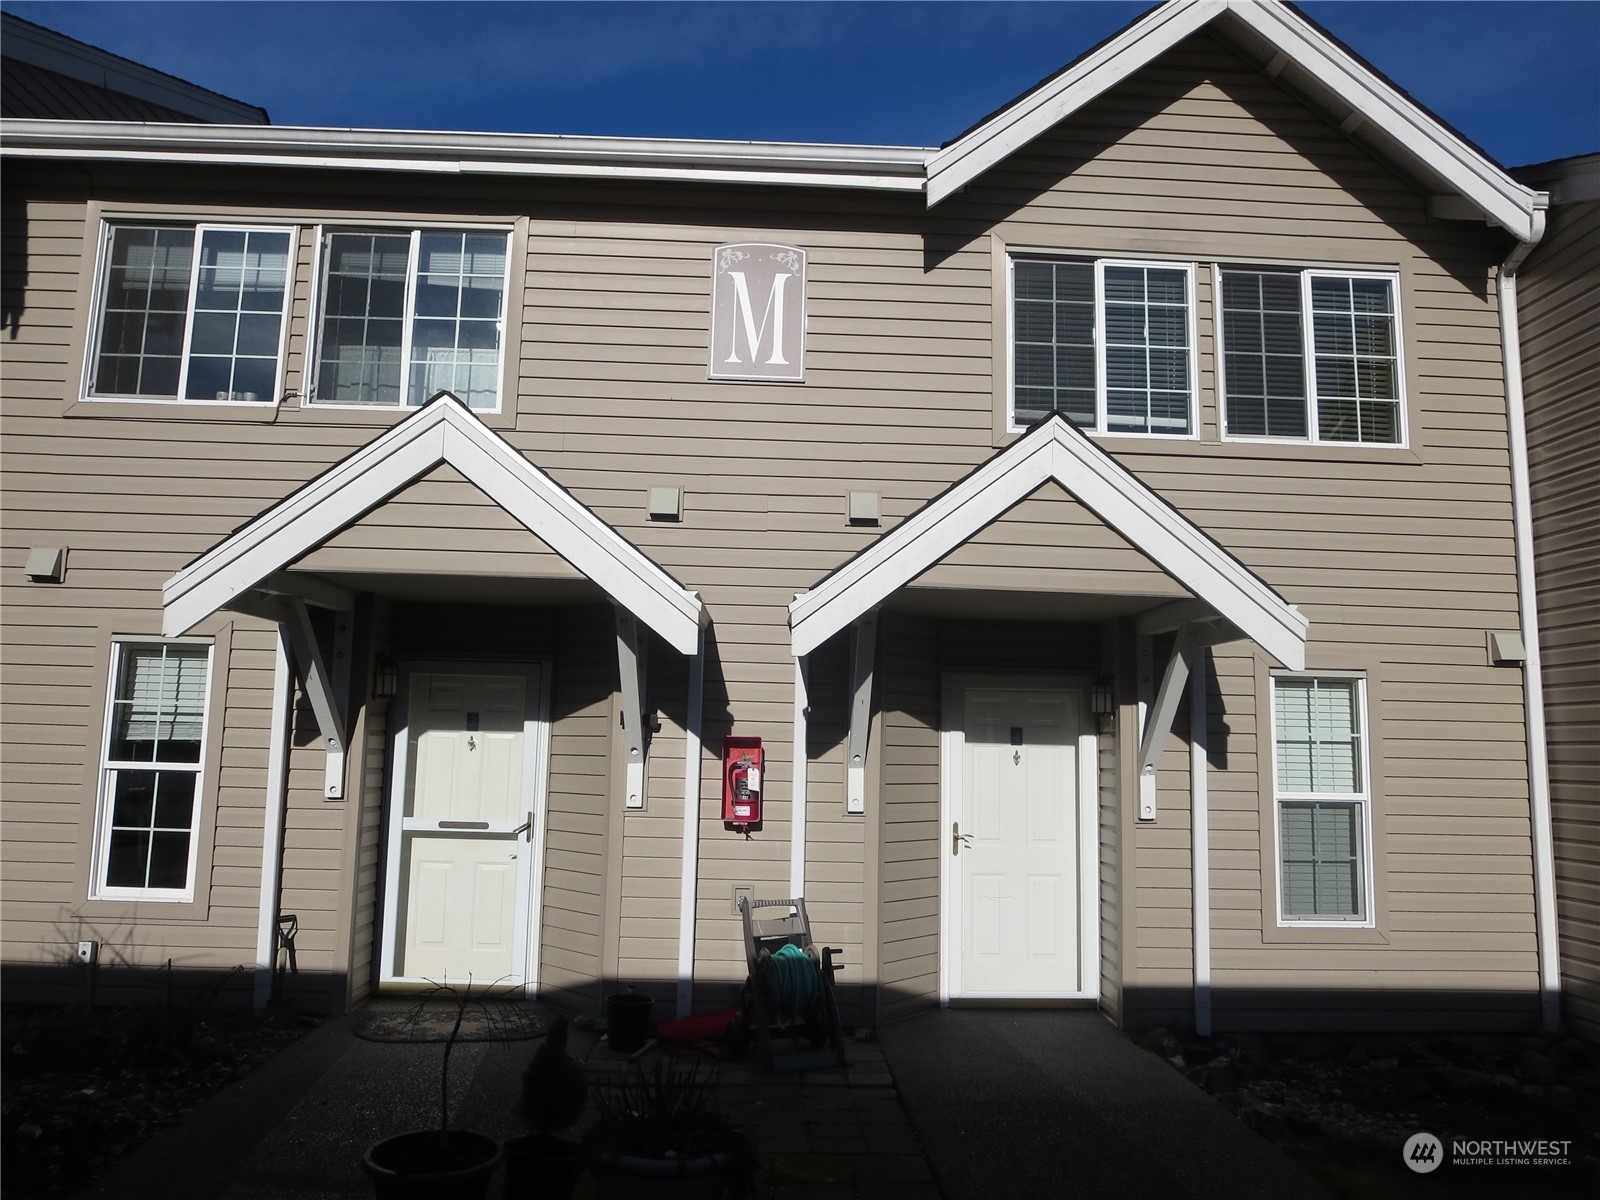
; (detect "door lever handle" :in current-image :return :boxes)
[952,821,974,856]
[511,813,533,840]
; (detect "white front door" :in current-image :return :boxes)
[381,665,546,988]
[947,682,1095,999]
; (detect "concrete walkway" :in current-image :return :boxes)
[78,1004,936,1199]
[78,1003,1325,1199]
[878,1009,1328,1200]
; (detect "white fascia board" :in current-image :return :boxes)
[1224,0,1543,241]
[926,0,1224,205]
[162,396,703,652]
[925,0,1542,241]
[788,418,1308,669]
[0,120,930,193]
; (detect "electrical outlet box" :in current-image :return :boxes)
[75,940,97,965]
[732,885,754,916]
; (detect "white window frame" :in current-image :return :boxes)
[1270,672,1376,928]
[307,225,512,413]
[84,221,295,407]
[1219,267,1407,448]
[1007,255,1199,440]
[90,639,215,903]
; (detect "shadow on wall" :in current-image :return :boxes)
[1,197,25,337]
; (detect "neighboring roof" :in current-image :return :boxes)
[0,12,268,124]
[787,414,1309,669]
[0,2,1542,239]
[162,395,706,653]
[1513,153,1600,205]
[926,0,1547,242]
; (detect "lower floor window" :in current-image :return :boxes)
[94,642,212,899]
[1273,675,1370,922]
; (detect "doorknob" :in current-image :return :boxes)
[952,821,973,856]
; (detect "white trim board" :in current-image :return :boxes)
[161,393,705,653]
[788,414,1308,669]
[925,0,1546,242]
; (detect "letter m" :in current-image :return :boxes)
[724,270,791,366]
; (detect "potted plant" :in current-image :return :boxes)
[502,1015,587,1199]
[361,983,503,1199]
[584,1053,756,1200]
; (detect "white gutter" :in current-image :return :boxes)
[1497,209,1561,1030]
[253,630,292,1008]
[675,628,706,1018]
[1190,658,1211,1037]
[0,119,930,191]
[790,656,810,897]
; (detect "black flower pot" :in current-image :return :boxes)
[362,1129,501,1199]
[501,1132,583,1200]
[590,1149,730,1200]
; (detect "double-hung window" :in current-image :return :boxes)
[1272,675,1372,924]
[93,642,213,900]
[1221,269,1403,444]
[89,224,293,403]
[1012,257,1196,436]
[312,228,510,410]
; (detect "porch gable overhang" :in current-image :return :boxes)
[926,0,1547,243]
[788,415,1308,669]
[162,394,705,653]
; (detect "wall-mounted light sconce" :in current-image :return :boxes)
[1089,679,1115,717]
[372,656,399,700]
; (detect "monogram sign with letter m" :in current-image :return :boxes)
[708,243,806,382]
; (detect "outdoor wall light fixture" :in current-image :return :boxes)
[372,657,399,700]
[1089,679,1115,717]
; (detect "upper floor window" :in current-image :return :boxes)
[1221,269,1403,444]
[93,641,213,901]
[1012,257,1195,436]
[312,228,510,411]
[89,224,292,403]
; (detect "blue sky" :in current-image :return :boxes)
[5,1,1597,166]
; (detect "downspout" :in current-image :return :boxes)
[790,655,810,897]
[1496,209,1561,1030]
[1190,653,1211,1037]
[253,629,293,1009]
[675,628,706,1018]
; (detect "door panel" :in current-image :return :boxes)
[957,686,1081,996]
[386,668,540,985]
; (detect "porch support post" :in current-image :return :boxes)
[278,595,348,800]
[614,607,647,810]
[253,628,293,1009]
[1138,618,1241,820]
[1190,652,1212,1037]
[790,655,810,897]
[676,626,706,1017]
[846,610,878,815]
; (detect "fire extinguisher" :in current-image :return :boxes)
[722,736,763,830]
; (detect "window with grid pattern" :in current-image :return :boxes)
[94,643,212,899]
[1221,269,1402,444]
[1011,257,1194,436]
[313,229,510,410]
[90,224,292,403]
[1273,676,1369,922]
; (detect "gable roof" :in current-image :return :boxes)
[787,414,1309,669]
[162,395,705,653]
[0,3,1544,240]
[926,0,1547,242]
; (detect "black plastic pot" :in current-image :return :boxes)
[362,1129,501,1199]
[606,993,654,1054]
[501,1133,583,1200]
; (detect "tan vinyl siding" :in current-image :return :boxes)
[877,612,942,1022]
[1520,196,1600,1040]
[0,26,1540,1028]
